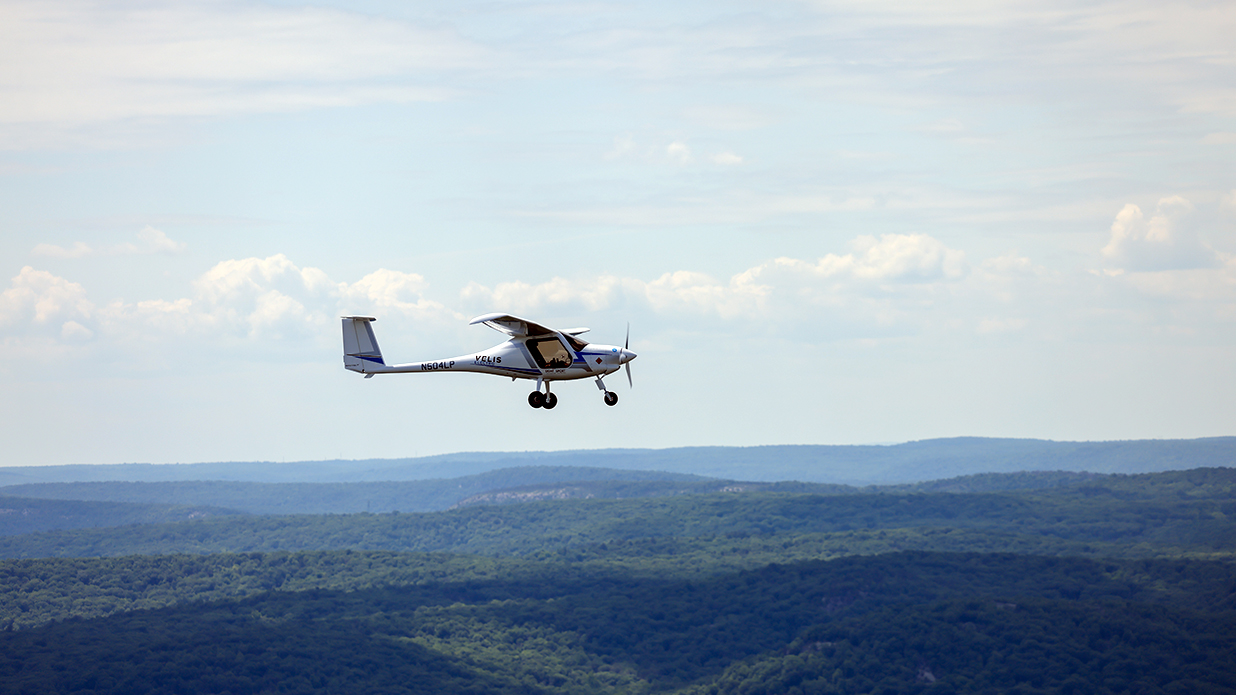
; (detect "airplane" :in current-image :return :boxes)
[341,313,636,409]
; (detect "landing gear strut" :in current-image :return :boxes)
[596,377,618,406]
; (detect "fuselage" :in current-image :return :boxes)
[367,332,633,382]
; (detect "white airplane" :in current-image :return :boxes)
[341,313,637,409]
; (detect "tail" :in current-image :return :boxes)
[342,316,385,374]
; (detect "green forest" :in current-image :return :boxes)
[1,463,1234,693]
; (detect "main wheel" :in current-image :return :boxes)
[543,392,558,410]
[528,391,545,408]
[603,391,618,406]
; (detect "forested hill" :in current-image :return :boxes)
[0,496,242,537]
[2,467,1234,693]
[2,436,1232,486]
[2,552,1234,694]
[0,470,1113,536]
[2,467,1232,561]
[0,466,706,518]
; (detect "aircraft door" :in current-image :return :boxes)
[526,335,573,370]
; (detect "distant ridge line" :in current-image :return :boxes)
[1,436,1232,487]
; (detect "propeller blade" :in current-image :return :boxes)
[625,361,633,388]
[625,323,629,350]
[624,322,632,388]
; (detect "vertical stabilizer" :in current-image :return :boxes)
[342,316,384,373]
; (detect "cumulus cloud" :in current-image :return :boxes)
[462,233,968,337]
[0,253,467,363]
[60,320,93,342]
[167,256,456,341]
[341,269,458,324]
[751,234,968,285]
[1101,196,1220,272]
[32,227,186,258]
[712,152,743,165]
[191,254,348,339]
[0,266,93,328]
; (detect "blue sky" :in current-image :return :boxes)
[1,0,1234,465]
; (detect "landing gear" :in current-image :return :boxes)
[595,376,619,407]
[529,386,558,410]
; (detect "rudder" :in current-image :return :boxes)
[342,316,384,373]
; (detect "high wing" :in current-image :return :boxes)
[468,313,589,338]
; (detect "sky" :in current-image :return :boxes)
[1,0,1234,466]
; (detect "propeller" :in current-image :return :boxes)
[623,323,633,388]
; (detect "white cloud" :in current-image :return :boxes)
[0,0,483,148]
[191,254,341,339]
[1,255,464,361]
[31,241,93,259]
[666,141,691,164]
[462,234,968,336]
[0,266,93,329]
[60,320,94,342]
[342,269,459,325]
[2,231,1228,368]
[100,298,197,339]
[32,227,186,258]
[1101,196,1220,272]
[763,233,968,284]
[120,227,186,254]
[712,152,744,166]
[643,270,767,320]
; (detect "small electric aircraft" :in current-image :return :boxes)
[341,313,636,409]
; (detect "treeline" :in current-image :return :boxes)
[3,437,1234,488]
[5,467,1229,538]
[2,468,1234,560]
[6,546,1236,633]
[0,496,241,537]
[0,466,706,517]
[2,552,1234,694]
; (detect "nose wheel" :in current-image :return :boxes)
[603,391,618,406]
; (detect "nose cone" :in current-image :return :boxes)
[620,349,637,364]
